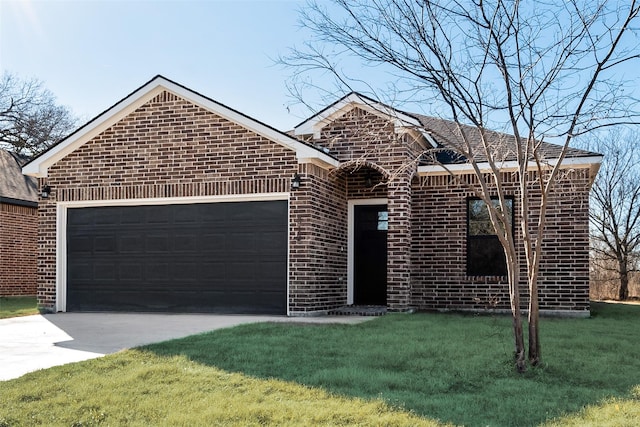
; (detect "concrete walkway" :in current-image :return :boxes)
[0,313,370,381]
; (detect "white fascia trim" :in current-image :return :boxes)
[294,93,423,139]
[24,76,336,177]
[55,192,290,312]
[347,198,388,305]
[417,155,603,176]
[158,79,337,170]
[24,82,166,178]
[296,155,339,168]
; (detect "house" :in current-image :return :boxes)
[23,76,600,315]
[1,149,38,296]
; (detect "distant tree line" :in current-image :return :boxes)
[586,128,640,301]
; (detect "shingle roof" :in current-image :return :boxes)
[414,114,600,165]
[0,149,38,206]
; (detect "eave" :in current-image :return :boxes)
[23,76,338,178]
[418,155,603,181]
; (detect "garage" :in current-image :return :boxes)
[65,200,288,314]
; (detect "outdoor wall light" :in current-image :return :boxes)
[291,173,302,189]
[41,185,52,199]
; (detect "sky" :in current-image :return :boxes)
[0,0,323,131]
[1,0,638,137]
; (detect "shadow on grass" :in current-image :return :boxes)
[142,302,640,427]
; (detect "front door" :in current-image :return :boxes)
[353,204,388,305]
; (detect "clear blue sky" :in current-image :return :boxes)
[0,0,321,131]
[1,1,638,136]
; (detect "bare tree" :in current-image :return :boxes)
[283,0,640,371]
[588,128,640,301]
[0,72,77,156]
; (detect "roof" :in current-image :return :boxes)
[293,92,437,146]
[23,75,339,178]
[415,114,601,165]
[293,92,601,175]
[0,149,38,207]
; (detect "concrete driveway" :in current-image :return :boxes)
[0,313,370,381]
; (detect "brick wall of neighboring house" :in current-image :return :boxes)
[410,169,592,314]
[36,90,300,312]
[0,203,38,296]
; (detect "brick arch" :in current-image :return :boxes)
[329,159,391,179]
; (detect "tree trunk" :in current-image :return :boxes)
[528,278,541,366]
[513,313,526,372]
[508,263,526,372]
[618,259,630,300]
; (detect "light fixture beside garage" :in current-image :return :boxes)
[291,173,302,189]
[40,185,51,199]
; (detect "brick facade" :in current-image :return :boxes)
[0,203,38,296]
[36,90,299,312]
[410,170,591,313]
[28,79,594,315]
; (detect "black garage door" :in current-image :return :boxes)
[66,200,287,314]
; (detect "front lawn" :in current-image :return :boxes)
[0,296,38,319]
[1,302,638,426]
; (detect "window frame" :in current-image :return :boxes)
[466,196,514,276]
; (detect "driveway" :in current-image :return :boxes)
[0,313,370,381]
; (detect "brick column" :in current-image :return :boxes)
[387,174,412,311]
[37,179,57,313]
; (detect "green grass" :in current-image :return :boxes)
[0,351,441,426]
[0,302,638,426]
[0,296,38,319]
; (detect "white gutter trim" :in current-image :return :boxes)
[23,76,337,177]
[417,155,603,176]
[294,93,428,143]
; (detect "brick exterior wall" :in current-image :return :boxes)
[0,203,37,296]
[37,91,300,312]
[313,107,591,314]
[289,163,348,313]
[35,90,592,315]
[410,170,592,313]
[313,107,424,312]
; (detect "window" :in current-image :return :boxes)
[377,210,388,231]
[467,197,513,276]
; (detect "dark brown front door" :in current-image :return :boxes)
[353,204,388,305]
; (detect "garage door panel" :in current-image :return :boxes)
[94,236,117,252]
[120,234,144,253]
[68,235,93,253]
[145,206,170,224]
[146,234,170,252]
[66,200,287,314]
[68,263,92,281]
[94,263,116,281]
[120,206,144,224]
[173,233,198,252]
[173,204,199,223]
[145,263,169,281]
[119,264,143,281]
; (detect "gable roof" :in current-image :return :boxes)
[0,149,37,207]
[23,75,339,178]
[294,91,601,175]
[293,92,438,147]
